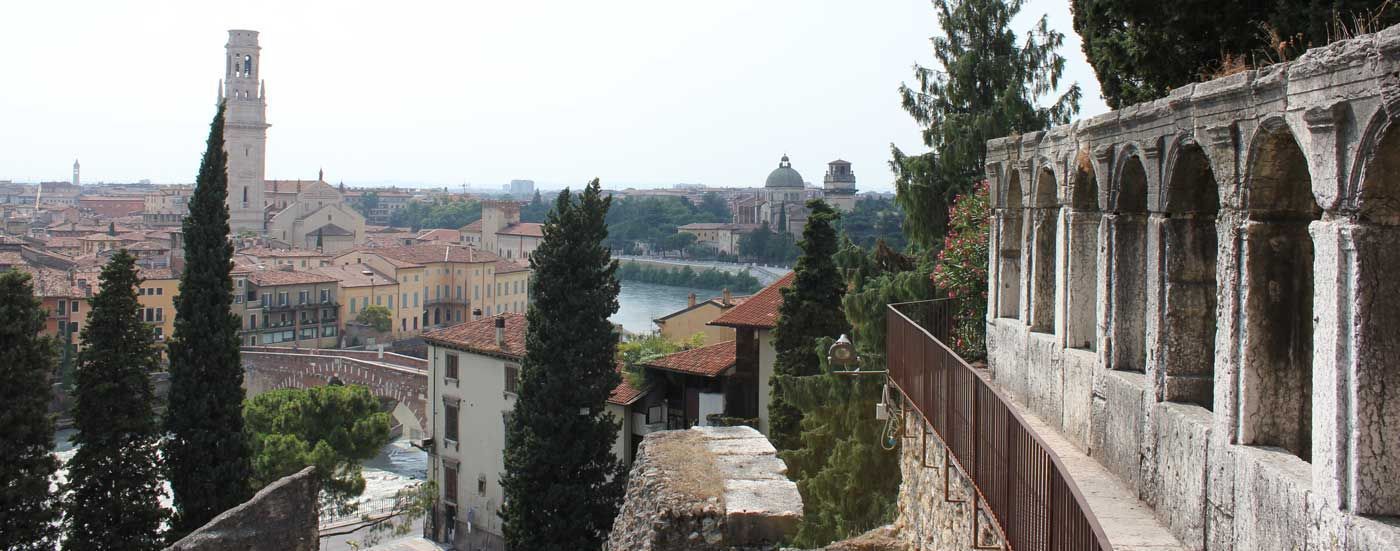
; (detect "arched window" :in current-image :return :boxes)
[1238,123,1319,462]
[1160,141,1220,409]
[1028,166,1058,333]
[997,172,1023,318]
[1065,153,1100,350]
[243,55,252,76]
[1107,152,1149,372]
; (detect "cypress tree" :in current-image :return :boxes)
[501,179,625,550]
[0,269,60,551]
[768,200,849,453]
[164,102,252,537]
[63,250,167,550]
[893,0,1079,250]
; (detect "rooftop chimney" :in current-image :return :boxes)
[688,292,697,308]
[494,316,506,347]
[722,288,732,306]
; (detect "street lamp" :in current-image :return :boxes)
[362,269,375,309]
[829,334,885,376]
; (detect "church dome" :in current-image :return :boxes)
[765,155,805,188]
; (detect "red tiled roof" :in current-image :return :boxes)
[460,220,483,233]
[415,228,460,242]
[424,312,527,358]
[426,313,640,405]
[245,268,340,286]
[498,222,543,238]
[642,340,737,378]
[709,272,794,329]
[495,260,530,274]
[609,369,644,405]
[365,243,500,265]
[310,265,394,288]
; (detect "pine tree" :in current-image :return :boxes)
[0,269,60,551]
[1073,0,1398,109]
[63,250,167,550]
[501,179,625,551]
[893,0,1079,250]
[164,102,252,538]
[768,200,849,453]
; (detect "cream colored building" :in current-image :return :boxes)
[310,264,402,343]
[653,290,745,344]
[424,314,641,549]
[333,244,529,335]
[675,223,753,255]
[266,180,366,253]
[236,267,341,348]
[461,201,543,261]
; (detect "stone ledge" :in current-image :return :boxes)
[606,426,802,551]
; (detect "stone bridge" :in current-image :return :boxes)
[241,346,430,439]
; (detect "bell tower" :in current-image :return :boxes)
[220,29,269,234]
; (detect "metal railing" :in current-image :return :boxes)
[887,300,1111,551]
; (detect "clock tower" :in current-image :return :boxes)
[220,29,269,234]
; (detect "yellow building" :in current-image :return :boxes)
[135,267,179,342]
[311,264,404,340]
[333,243,512,333]
[653,290,746,344]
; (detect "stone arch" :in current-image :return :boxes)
[1156,137,1221,409]
[1339,110,1400,514]
[1104,149,1150,372]
[1064,151,1100,350]
[997,170,1024,319]
[1027,164,1059,333]
[1354,110,1400,225]
[1237,119,1319,462]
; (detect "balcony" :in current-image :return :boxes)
[886,300,1111,551]
[424,296,468,307]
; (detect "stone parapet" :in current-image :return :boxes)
[606,426,802,551]
[164,467,319,551]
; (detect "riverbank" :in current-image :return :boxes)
[617,263,761,293]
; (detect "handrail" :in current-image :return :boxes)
[886,300,1112,551]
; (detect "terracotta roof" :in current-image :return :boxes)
[495,260,530,274]
[364,243,500,265]
[239,247,331,258]
[310,265,395,288]
[642,340,737,378]
[709,272,794,329]
[498,222,543,238]
[126,241,168,251]
[609,368,644,405]
[653,294,749,323]
[415,228,460,242]
[245,268,340,286]
[425,313,640,405]
[424,312,527,358]
[460,220,483,233]
[78,233,124,242]
[137,267,176,280]
[12,265,78,298]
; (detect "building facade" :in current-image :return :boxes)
[237,267,340,348]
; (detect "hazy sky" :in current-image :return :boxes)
[1,0,1108,191]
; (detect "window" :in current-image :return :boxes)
[153,326,162,339]
[278,292,289,306]
[155,308,164,322]
[362,297,369,310]
[57,320,67,334]
[477,474,487,496]
[71,301,79,313]
[376,295,382,306]
[58,300,67,316]
[504,364,520,395]
[388,295,394,309]
[444,402,459,442]
[300,327,317,340]
[350,300,357,314]
[156,288,163,296]
[250,314,257,329]
[414,292,419,307]
[443,464,458,504]
[474,285,480,300]
[320,289,329,303]
[321,326,337,337]
[299,291,308,305]
[445,353,459,380]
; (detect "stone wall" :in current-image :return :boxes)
[977,24,1400,551]
[605,426,802,551]
[164,467,319,551]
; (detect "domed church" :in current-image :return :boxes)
[732,154,857,236]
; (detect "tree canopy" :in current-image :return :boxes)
[893,0,1079,249]
[603,195,729,254]
[164,102,253,538]
[1073,0,1398,109]
[64,250,167,550]
[389,198,481,231]
[243,384,392,513]
[502,180,626,550]
[356,305,393,333]
[0,269,59,551]
[768,200,849,453]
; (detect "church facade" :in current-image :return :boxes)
[732,155,857,236]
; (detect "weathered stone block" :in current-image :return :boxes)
[164,467,319,551]
[1091,370,1148,494]
[1148,403,1212,551]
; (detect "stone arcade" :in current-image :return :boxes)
[980,25,1400,550]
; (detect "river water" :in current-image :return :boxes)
[609,280,729,334]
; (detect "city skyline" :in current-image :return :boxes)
[0,0,1108,191]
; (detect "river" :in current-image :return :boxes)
[609,280,729,334]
